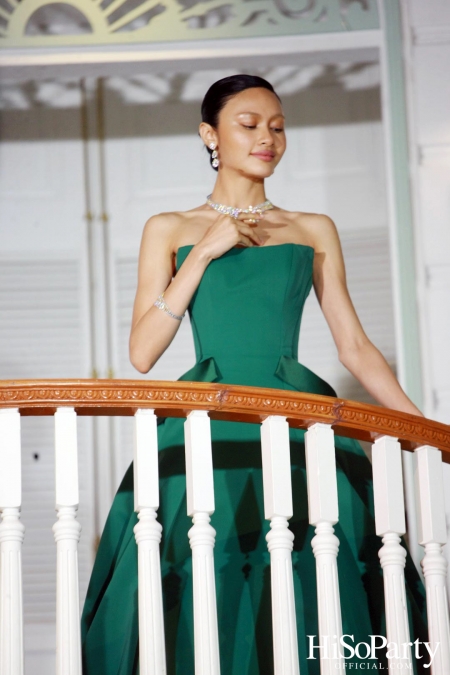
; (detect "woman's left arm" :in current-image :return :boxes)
[308,214,424,417]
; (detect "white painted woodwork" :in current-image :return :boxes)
[184,410,220,675]
[0,408,24,675]
[0,32,381,81]
[133,409,166,675]
[304,422,343,674]
[260,416,299,675]
[371,435,412,671]
[402,0,450,426]
[0,86,95,673]
[414,445,450,675]
[399,0,450,599]
[401,450,424,579]
[52,408,81,675]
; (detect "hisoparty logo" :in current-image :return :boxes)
[307,635,439,670]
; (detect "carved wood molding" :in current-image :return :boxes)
[1,379,449,460]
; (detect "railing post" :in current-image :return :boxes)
[133,409,166,675]
[304,422,343,674]
[184,410,221,675]
[0,408,24,675]
[260,415,299,675]
[52,407,82,675]
[414,445,450,675]
[372,435,412,672]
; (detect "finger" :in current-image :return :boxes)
[236,212,265,223]
[236,234,258,247]
[237,224,263,245]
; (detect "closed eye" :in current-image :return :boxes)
[243,125,284,132]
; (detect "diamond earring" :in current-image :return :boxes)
[209,142,219,168]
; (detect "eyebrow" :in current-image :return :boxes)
[236,111,285,119]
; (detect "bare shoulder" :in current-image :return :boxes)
[141,206,209,255]
[279,209,341,251]
[295,211,338,243]
[141,211,182,248]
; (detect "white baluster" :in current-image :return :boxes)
[372,435,412,671]
[304,422,343,674]
[414,445,450,675]
[133,409,166,675]
[184,410,220,675]
[0,408,24,675]
[260,416,299,675]
[52,408,81,675]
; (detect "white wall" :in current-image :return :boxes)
[402,0,450,424]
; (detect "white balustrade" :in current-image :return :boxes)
[133,409,166,675]
[414,445,450,675]
[53,407,82,675]
[184,410,221,675]
[304,422,343,674]
[0,408,24,675]
[0,389,449,675]
[372,435,412,672]
[260,416,300,675]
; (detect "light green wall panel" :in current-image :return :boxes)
[380,0,423,408]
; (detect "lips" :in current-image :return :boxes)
[251,152,275,161]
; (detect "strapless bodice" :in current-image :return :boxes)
[175,243,337,398]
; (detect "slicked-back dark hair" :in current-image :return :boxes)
[201,74,281,171]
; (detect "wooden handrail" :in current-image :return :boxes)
[1,379,449,460]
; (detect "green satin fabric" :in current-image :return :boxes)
[177,353,337,398]
[81,244,428,675]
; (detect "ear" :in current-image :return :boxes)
[199,122,218,149]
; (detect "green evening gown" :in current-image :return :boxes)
[81,243,428,675]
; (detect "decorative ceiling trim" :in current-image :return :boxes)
[0,0,379,48]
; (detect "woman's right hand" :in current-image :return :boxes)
[195,212,264,261]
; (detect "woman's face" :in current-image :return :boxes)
[211,87,286,178]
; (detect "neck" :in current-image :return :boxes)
[209,171,267,209]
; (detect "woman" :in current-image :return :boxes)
[81,74,428,675]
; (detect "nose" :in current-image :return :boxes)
[258,124,275,146]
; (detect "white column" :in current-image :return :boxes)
[0,408,24,675]
[52,407,82,675]
[304,422,343,674]
[260,416,299,675]
[184,410,220,675]
[133,409,166,675]
[372,435,412,672]
[414,445,450,675]
[401,449,424,579]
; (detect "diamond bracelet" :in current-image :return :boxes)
[153,292,185,321]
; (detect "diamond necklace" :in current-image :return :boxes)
[206,194,274,219]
